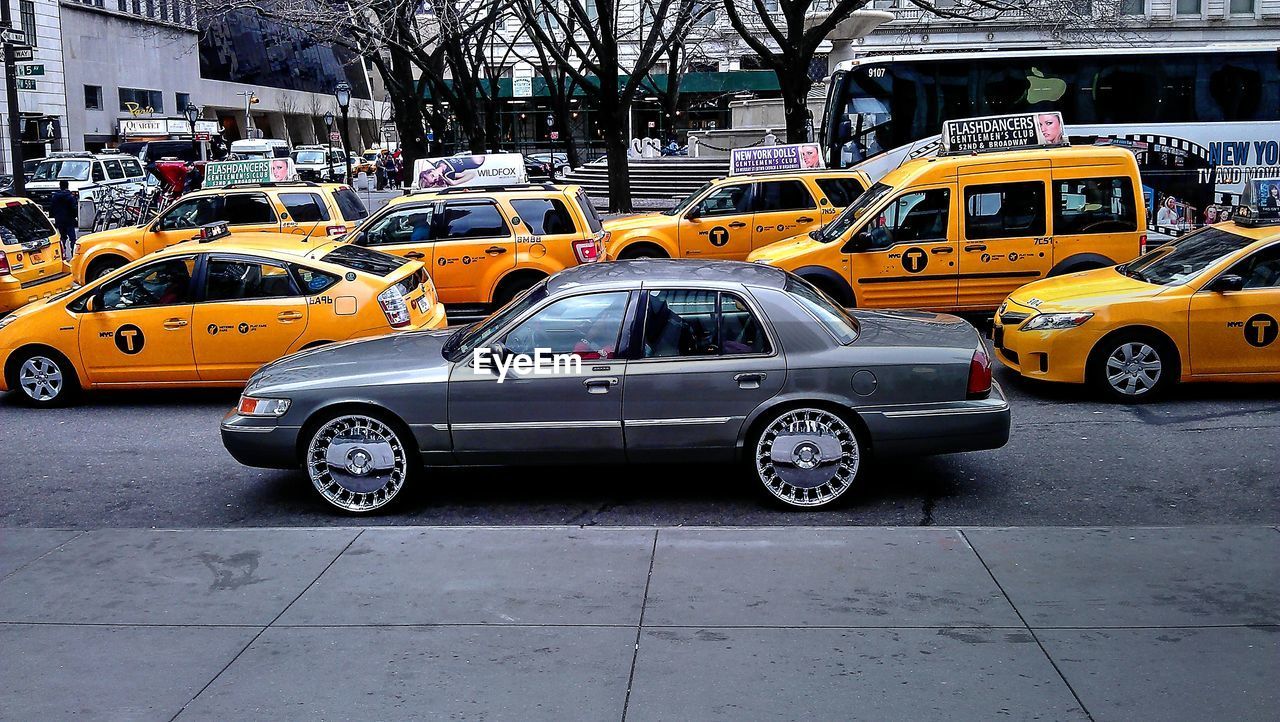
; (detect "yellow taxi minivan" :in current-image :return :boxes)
[994,209,1280,401]
[348,183,606,313]
[0,197,72,313]
[0,223,445,406]
[71,181,370,283]
[747,146,1145,311]
[603,170,872,260]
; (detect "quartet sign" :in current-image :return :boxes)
[939,112,1069,155]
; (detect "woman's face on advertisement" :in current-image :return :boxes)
[800,146,820,167]
[1037,114,1062,143]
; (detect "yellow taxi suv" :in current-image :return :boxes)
[0,197,72,313]
[71,181,370,283]
[603,169,871,261]
[348,183,606,314]
[0,223,446,406]
[994,214,1280,402]
[747,146,1145,312]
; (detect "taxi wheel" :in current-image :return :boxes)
[88,257,125,281]
[8,349,78,407]
[303,410,418,514]
[619,244,667,260]
[1088,331,1178,402]
[751,407,863,509]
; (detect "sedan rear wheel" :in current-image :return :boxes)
[754,408,861,509]
[305,413,412,513]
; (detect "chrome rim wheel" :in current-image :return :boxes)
[755,408,859,508]
[18,356,64,402]
[306,415,408,512]
[1105,342,1162,396]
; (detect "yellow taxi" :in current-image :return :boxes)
[747,146,1145,311]
[603,170,872,260]
[0,223,446,406]
[348,183,606,313]
[71,181,369,283]
[993,213,1279,401]
[0,197,72,313]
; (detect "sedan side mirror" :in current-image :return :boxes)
[1208,274,1245,293]
[840,231,872,254]
[484,342,512,368]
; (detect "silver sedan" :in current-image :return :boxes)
[222,260,1009,512]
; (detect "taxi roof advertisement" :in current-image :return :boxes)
[940,112,1068,155]
[414,154,527,189]
[729,143,823,176]
[203,158,296,188]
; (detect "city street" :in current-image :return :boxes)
[2,359,1276,529]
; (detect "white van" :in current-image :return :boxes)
[291,144,348,182]
[229,138,290,160]
[25,151,148,223]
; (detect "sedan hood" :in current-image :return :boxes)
[246,329,454,395]
[852,309,982,351]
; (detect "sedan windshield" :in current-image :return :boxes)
[33,160,90,182]
[443,282,549,362]
[1122,227,1255,286]
[663,181,713,216]
[818,182,893,242]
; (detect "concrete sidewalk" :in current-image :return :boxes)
[1,526,1277,720]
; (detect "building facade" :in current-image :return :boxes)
[0,0,69,172]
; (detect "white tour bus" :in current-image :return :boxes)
[820,45,1280,242]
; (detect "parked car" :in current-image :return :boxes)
[25,151,147,214]
[221,259,1009,513]
[527,153,570,174]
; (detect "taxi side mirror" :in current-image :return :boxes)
[840,231,871,254]
[83,292,101,312]
[1207,274,1245,293]
[685,206,701,221]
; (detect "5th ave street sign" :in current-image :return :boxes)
[17,64,42,76]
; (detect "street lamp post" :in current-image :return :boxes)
[236,91,259,139]
[334,82,352,185]
[183,102,200,161]
[323,111,335,181]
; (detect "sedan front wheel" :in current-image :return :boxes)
[305,413,414,513]
[753,407,862,509]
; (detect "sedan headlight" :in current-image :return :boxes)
[1021,312,1094,331]
[237,395,291,417]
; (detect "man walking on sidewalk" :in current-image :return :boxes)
[49,180,78,259]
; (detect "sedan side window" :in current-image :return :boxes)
[158,196,220,230]
[364,206,434,246]
[693,184,753,218]
[864,188,950,249]
[205,259,299,301]
[642,290,771,358]
[98,258,196,310]
[502,292,629,360]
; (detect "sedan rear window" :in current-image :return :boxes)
[320,244,408,277]
[785,276,859,344]
[334,187,370,221]
[0,203,57,246]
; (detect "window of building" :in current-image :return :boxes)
[1119,0,1145,13]
[964,182,1046,240]
[84,86,103,111]
[1176,0,1201,13]
[19,1,36,47]
[176,92,191,113]
[119,87,164,114]
[159,0,168,21]
[117,0,127,11]
[1229,0,1254,12]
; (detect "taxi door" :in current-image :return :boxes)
[677,182,754,259]
[192,255,311,381]
[846,185,959,309]
[430,199,516,306]
[77,256,198,384]
[750,179,820,251]
[955,173,1050,310]
[142,195,224,256]
[1187,245,1280,376]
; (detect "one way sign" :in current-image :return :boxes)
[12,47,32,61]
[1,28,28,45]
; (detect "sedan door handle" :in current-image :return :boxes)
[162,318,188,330]
[930,246,954,255]
[582,377,618,394]
[796,216,814,223]
[734,372,766,389]
[404,251,425,260]
[964,244,987,252]
[485,246,508,255]
[728,221,747,229]
[277,311,304,322]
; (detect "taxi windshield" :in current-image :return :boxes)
[1122,227,1255,286]
[33,159,91,182]
[818,182,892,242]
[663,181,713,216]
[443,282,548,362]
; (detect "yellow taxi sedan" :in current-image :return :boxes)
[993,217,1279,401]
[0,224,446,406]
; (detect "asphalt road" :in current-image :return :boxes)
[2,351,1277,528]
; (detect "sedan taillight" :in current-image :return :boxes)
[377,286,411,328]
[968,347,992,399]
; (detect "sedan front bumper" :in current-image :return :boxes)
[220,411,302,469]
[858,383,1011,457]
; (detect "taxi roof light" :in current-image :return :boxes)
[198,222,231,242]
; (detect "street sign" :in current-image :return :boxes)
[194,132,211,142]
[16,78,35,91]
[329,131,342,143]
[549,131,560,141]
[1,28,27,44]
[11,47,32,61]
[17,64,42,76]
[513,77,532,98]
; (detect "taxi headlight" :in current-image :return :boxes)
[1021,312,1094,331]
[0,315,17,331]
[237,395,291,417]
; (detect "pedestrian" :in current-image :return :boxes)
[375,151,388,190]
[393,155,404,188]
[182,162,204,196]
[49,180,79,259]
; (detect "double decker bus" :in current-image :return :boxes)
[820,46,1280,240]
